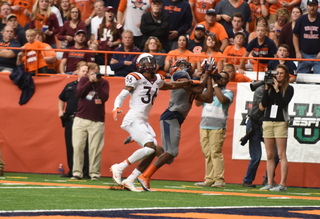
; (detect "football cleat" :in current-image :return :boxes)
[110,164,123,185]
[137,175,151,191]
[124,136,135,145]
[122,179,141,192]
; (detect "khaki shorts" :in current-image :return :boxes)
[263,121,288,138]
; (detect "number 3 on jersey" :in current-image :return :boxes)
[141,86,158,105]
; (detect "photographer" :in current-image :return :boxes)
[194,71,234,188]
[259,64,294,192]
[58,62,89,178]
[242,82,279,188]
[71,63,110,181]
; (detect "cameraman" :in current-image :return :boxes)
[259,64,294,192]
[194,71,234,188]
[242,81,280,187]
[71,63,110,181]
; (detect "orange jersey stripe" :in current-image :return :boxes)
[128,72,141,80]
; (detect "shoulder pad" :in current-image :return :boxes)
[127,72,141,80]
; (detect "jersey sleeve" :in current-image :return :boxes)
[157,74,165,88]
[125,73,140,88]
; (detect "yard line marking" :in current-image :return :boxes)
[288,193,310,196]
[0,186,82,189]
[1,183,26,185]
[0,180,320,201]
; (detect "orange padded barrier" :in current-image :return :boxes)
[0,74,319,187]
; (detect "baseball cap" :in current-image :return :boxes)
[234,31,246,39]
[74,29,86,36]
[6,14,17,22]
[195,24,206,31]
[307,0,318,5]
[206,8,216,15]
[152,0,162,3]
[105,6,115,12]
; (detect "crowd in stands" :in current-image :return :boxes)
[0,0,317,77]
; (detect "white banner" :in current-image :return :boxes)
[232,83,320,163]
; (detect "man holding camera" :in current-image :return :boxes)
[194,71,234,188]
[71,63,109,181]
[58,64,90,178]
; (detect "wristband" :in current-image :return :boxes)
[213,84,218,88]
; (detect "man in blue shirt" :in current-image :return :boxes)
[0,25,21,72]
[293,0,320,74]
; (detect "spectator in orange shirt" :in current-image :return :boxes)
[189,9,228,52]
[164,34,197,76]
[223,63,251,82]
[195,34,224,79]
[8,0,35,28]
[17,29,50,75]
[248,0,268,33]
[34,28,57,73]
[223,32,246,68]
[189,0,221,26]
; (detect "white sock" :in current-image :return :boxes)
[127,147,155,164]
[118,159,129,170]
[127,168,141,181]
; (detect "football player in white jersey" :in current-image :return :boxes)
[110,53,206,191]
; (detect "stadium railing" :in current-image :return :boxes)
[2,47,320,83]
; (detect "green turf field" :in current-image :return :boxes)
[1,172,320,211]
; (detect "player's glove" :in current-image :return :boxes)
[201,57,216,72]
[113,108,122,121]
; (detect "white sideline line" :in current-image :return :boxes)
[1,205,320,213]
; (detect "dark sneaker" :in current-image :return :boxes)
[124,136,134,145]
[242,182,256,188]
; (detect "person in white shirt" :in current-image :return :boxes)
[49,0,63,27]
[91,0,105,40]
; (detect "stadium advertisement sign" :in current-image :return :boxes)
[232,83,320,163]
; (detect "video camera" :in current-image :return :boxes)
[95,72,102,80]
[250,70,279,91]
